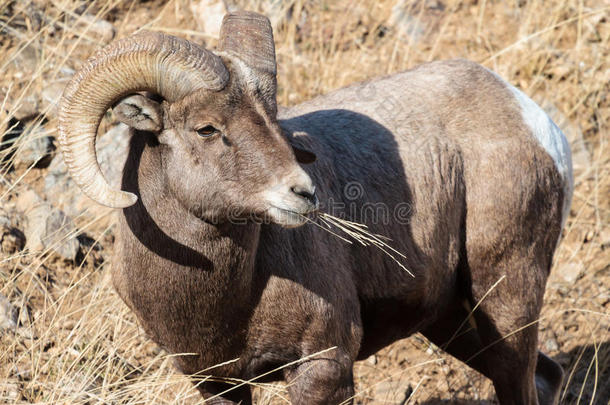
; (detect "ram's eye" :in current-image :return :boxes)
[196,125,219,137]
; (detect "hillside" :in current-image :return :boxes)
[0,0,608,403]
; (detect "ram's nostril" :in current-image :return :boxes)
[291,185,317,205]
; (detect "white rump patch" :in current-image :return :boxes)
[506,84,574,227]
[487,68,574,233]
[507,86,572,181]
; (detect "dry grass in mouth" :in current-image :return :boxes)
[1,0,608,404]
[305,212,414,276]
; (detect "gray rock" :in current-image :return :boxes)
[56,371,101,402]
[544,337,559,352]
[0,381,20,401]
[262,0,300,30]
[13,123,55,167]
[389,6,426,44]
[18,190,80,261]
[6,48,72,119]
[97,123,131,188]
[9,43,39,77]
[190,0,227,37]
[44,154,75,214]
[41,78,70,118]
[9,93,40,121]
[0,293,18,333]
[556,261,585,283]
[0,214,9,229]
[389,0,444,45]
[373,380,410,404]
[45,123,130,217]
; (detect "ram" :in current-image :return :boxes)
[58,11,572,405]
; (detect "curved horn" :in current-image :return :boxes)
[58,31,229,208]
[218,11,277,116]
[218,11,276,75]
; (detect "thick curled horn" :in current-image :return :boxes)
[218,11,277,113]
[218,11,276,75]
[58,31,229,208]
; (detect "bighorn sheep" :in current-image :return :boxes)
[58,10,572,405]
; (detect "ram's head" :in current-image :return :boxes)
[58,11,317,227]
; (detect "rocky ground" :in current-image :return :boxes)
[0,0,608,404]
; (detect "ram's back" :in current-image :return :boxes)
[266,59,571,354]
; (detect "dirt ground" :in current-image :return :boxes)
[0,0,608,404]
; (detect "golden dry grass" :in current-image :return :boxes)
[0,0,608,403]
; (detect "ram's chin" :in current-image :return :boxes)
[267,206,309,228]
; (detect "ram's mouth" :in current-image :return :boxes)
[263,177,319,228]
[267,205,317,228]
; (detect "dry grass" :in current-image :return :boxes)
[310,213,414,276]
[0,0,608,403]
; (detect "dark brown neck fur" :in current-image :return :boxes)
[113,133,261,374]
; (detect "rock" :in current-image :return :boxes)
[57,372,100,402]
[0,293,18,333]
[389,0,444,44]
[262,0,302,30]
[45,155,77,215]
[544,337,559,352]
[0,381,20,402]
[9,43,39,77]
[45,123,130,217]
[366,354,378,365]
[373,380,410,404]
[9,93,40,121]
[97,123,131,189]
[75,14,116,44]
[389,3,426,43]
[18,190,80,261]
[13,123,55,167]
[44,209,81,260]
[556,261,585,283]
[190,0,227,37]
[41,78,70,117]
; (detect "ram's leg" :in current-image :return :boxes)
[465,251,557,405]
[422,295,563,405]
[421,295,490,376]
[194,381,252,405]
[284,355,355,405]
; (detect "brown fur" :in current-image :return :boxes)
[110,57,567,404]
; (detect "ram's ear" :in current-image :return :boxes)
[113,94,163,132]
[293,146,317,164]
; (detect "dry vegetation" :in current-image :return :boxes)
[0,0,608,403]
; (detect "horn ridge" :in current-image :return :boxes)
[58,31,228,208]
[218,11,276,75]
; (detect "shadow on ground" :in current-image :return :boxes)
[558,339,610,405]
[416,340,609,405]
